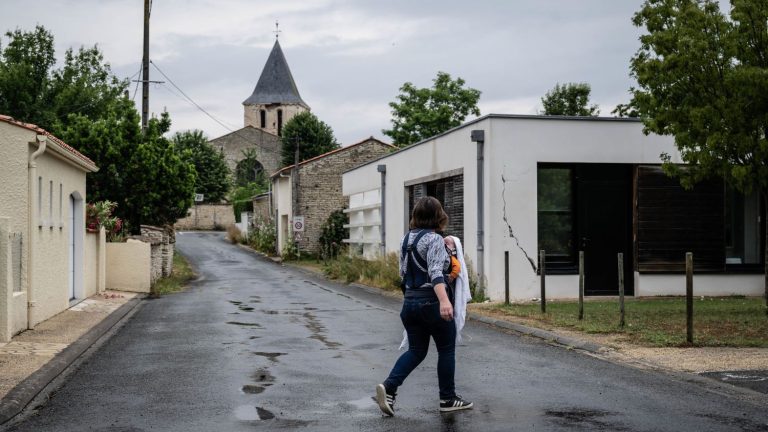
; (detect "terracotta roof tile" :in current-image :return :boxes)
[0,114,97,169]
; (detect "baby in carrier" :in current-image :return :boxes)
[443,236,461,303]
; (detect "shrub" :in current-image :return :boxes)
[86,200,126,242]
[226,225,241,244]
[249,218,277,255]
[282,236,300,261]
[323,252,401,291]
[318,209,348,262]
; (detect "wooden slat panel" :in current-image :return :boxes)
[637,166,725,273]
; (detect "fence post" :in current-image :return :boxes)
[540,250,546,313]
[618,252,625,328]
[686,252,693,344]
[578,250,584,321]
[504,251,510,305]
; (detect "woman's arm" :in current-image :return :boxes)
[426,234,453,321]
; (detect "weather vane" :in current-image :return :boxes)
[274,20,282,39]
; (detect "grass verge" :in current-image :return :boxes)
[481,297,768,347]
[153,251,196,296]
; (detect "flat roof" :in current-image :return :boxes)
[344,114,643,174]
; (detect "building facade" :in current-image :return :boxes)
[0,115,98,341]
[272,138,394,255]
[343,114,764,301]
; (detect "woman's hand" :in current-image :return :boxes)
[440,300,454,321]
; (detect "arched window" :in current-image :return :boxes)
[260,109,266,128]
[235,158,264,187]
[277,109,283,136]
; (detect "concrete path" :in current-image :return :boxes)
[4,232,767,431]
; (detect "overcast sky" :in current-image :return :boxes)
[2,0,650,145]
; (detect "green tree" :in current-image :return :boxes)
[629,0,768,311]
[128,115,196,228]
[173,130,231,202]
[383,71,481,147]
[0,26,56,127]
[540,82,599,116]
[1,25,196,231]
[60,99,195,231]
[280,111,340,167]
[48,45,127,132]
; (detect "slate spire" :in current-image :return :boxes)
[243,40,308,108]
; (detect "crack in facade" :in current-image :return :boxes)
[501,174,538,273]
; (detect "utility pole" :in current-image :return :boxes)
[141,0,151,132]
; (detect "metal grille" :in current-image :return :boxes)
[11,232,22,292]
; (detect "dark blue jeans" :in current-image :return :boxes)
[383,297,457,399]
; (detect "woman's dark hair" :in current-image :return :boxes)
[410,196,448,231]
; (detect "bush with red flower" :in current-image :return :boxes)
[86,201,126,242]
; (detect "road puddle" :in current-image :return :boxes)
[226,321,262,328]
[252,352,286,362]
[241,385,266,394]
[233,405,275,421]
[251,368,275,383]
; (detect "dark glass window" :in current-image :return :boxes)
[277,109,283,136]
[537,167,574,264]
[725,187,760,265]
[260,110,266,128]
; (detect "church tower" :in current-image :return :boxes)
[243,39,309,136]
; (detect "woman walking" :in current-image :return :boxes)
[375,196,473,416]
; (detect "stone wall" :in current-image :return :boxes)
[252,194,271,223]
[294,139,393,254]
[208,126,282,179]
[140,225,175,282]
[174,204,235,231]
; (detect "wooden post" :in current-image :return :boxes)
[618,253,625,328]
[504,251,510,305]
[540,250,546,313]
[578,251,584,321]
[686,252,693,344]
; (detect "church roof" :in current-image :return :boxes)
[243,40,308,108]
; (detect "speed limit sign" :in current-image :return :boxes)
[292,216,305,232]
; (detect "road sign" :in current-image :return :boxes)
[194,193,204,202]
[293,216,304,232]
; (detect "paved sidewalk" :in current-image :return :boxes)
[0,291,142,423]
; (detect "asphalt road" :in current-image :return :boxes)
[5,232,768,431]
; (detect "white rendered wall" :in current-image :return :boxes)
[273,176,292,255]
[345,116,765,300]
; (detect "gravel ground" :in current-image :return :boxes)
[467,303,768,373]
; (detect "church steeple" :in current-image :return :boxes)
[243,40,308,108]
[243,38,309,135]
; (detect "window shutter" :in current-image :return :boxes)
[636,166,725,272]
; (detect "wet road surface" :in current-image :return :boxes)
[5,232,768,431]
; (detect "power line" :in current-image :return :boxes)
[150,60,236,132]
[131,64,142,101]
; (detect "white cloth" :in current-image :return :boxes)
[399,236,470,350]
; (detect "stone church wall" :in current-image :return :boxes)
[208,126,282,178]
[244,103,307,137]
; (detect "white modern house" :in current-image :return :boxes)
[342,114,764,301]
[0,115,100,341]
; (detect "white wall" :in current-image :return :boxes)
[343,118,488,278]
[345,188,382,258]
[486,117,680,300]
[345,115,766,301]
[273,176,292,255]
